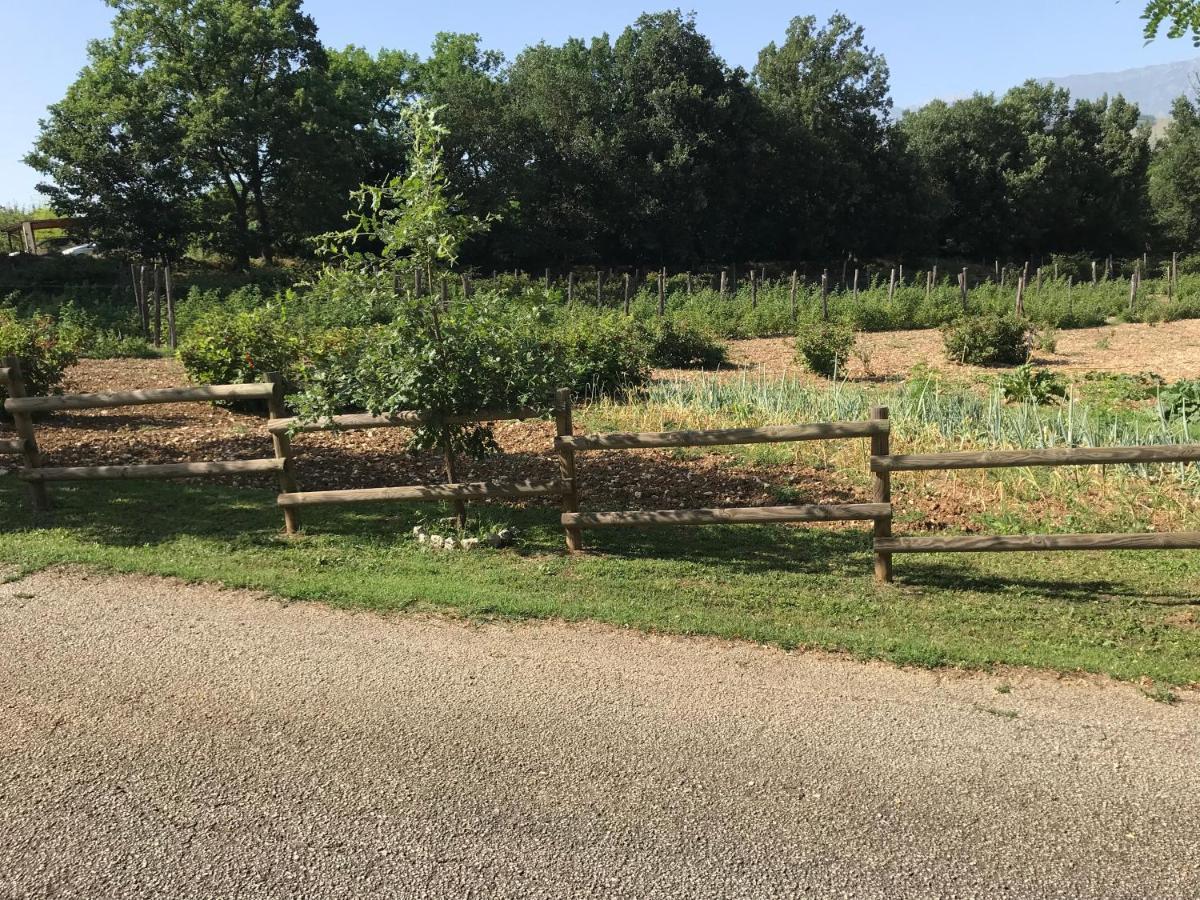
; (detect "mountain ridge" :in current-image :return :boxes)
[1037,57,1200,118]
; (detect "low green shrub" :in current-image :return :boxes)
[551,312,651,397]
[177,306,302,388]
[1160,379,1200,421]
[997,364,1067,405]
[795,320,854,377]
[941,314,1030,366]
[0,308,78,413]
[646,320,727,369]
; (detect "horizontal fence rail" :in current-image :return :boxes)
[876,439,1200,580]
[4,382,274,415]
[876,533,1200,553]
[559,407,893,578]
[278,478,567,508]
[559,421,886,452]
[20,459,284,482]
[873,444,1200,472]
[0,360,289,526]
[268,407,544,435]
[563,503,889,529]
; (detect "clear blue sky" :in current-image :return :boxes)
[2,0,1195,205]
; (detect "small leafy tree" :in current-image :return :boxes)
[295,103,558,521]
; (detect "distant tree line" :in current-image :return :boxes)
[25,0,1200,269]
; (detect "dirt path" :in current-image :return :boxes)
[712,318,1200,382]
[1,570,1197,898]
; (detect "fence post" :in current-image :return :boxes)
[3,354,49,514]
[138,264,150,338]
[266,372,300,535]
[658,267,666,315]
[164,263,177,350]
[555,388,582,552]
[871,406,892,584]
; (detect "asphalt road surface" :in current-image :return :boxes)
[1,569,1197,899]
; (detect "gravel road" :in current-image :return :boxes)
[1,569,1197,899]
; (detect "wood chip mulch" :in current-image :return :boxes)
[1,359,864,517]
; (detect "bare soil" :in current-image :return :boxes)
[2,358,861,516]
[700,318,1200,383]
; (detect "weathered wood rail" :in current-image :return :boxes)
[1,355,290,524]
[555,407,893,574]
[271,402,569,533]
[874,441,1200,579]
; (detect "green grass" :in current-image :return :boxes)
[2,478,1198,685]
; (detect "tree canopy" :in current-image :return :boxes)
[25,2,1197,267]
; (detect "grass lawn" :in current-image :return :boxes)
[1,478,1198,686]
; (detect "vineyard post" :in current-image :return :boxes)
[994,259,999,282]
[152,265,162,347]
[841,254,849,289]
[1000,266,1007,289]
[567,271,575,306]
[544,267,550,290]
[461,273,472,298]
[1173,251,1179,293]
[898,264,904,285]
[925,270,932,299]
[138,265,149,338]
[853,268,859,299]
[1023,260,1030,286]
[1053,261,1059,281]
[596,269,603,307]
[750,269,758,309]
[1036,267,1042,292]
[821,271,829,321]
[789,270,798,319]
[1015,275,1025,317]
[719,269,728,298]
[658,267,666,315]
[1129,268,1138,314]
[623,272,631,315]
[959,267,968,310]
[1067,275,1073,313]
[164,263,176,350]
[887,268,896,303]
[1092,260,1098,284]
[686,271,693,295]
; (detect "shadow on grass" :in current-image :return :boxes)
[894,558,1200,604]
[4,479,1197,601]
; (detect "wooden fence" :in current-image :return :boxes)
[555,403,895,577]
[1,355,292,526]
[5,361,1200,585]
[266,396,573,534]
[871,443,1200,579]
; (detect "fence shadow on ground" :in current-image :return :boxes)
[892,557,1200,605]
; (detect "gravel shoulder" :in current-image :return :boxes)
[1,569,1198,898]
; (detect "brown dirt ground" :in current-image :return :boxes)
[685,319,1200,383]
[1,358,861,518]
